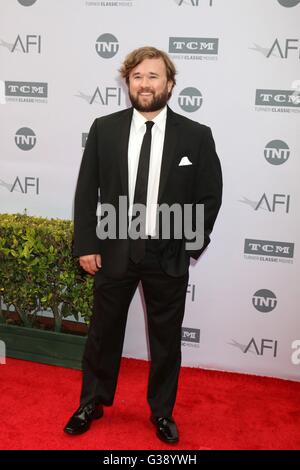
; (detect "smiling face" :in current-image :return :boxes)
[128,57,174,115]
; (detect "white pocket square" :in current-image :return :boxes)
[178,156,192,166]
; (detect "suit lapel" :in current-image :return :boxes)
[158,106,179,203]
[118,107,133,198]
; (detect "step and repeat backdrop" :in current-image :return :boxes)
[1,0,299,381]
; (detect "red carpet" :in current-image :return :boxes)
[1,357,300,450]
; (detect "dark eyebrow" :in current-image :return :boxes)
[131,72,160,77]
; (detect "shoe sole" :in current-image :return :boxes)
[156,433,179,444]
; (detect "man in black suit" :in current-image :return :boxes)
[64,46,222,444]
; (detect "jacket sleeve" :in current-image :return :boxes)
[73,119,100,257]
[186,126,223,260]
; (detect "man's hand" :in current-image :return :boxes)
[79,254,101,275]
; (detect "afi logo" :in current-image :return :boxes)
[12,35,41,53]
[244,338,278,357]
[11,177,39,194]
[187,283,196,301]
[90,87,122,105]
[267,39,300,58]
[255,193,290,213]
[82,133,88,148]
[176,0,213,5]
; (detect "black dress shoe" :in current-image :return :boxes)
[150,415,179,444]
[64,402,103,435]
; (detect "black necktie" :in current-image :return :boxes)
[129,120,154,263]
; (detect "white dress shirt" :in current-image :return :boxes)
[128,106,167,236]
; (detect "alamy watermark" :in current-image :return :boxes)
[0,340,6,365]
[96,197,204,251]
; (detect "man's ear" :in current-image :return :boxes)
[167,80,174,94]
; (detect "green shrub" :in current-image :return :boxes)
[0,213,93,332]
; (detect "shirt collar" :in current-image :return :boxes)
[132,106,167,133]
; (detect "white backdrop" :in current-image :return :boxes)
[1,0,300,381]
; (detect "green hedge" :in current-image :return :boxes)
[0,213,93,332]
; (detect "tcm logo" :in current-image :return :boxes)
[82,133,88,148]
[255,89,300,108]
[175,0,213,5]
[15,127,36,151]
[181,327,200,346]
[252,289,277,313]
[241,193,290,213]
[277,0,300,7]
[244,338,278,357]
[86,0,133,6]
[291,340,300,365]
[178,87,203,112]
[11,35,41,53]
[264,140,290,165]
[5,81,48,98]
[17,0,37,5]
[244,239,294,259]
[95,33,119,58]
[0,340,5,365]
[169,37,218,55]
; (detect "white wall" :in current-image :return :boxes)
[1,0,300,380]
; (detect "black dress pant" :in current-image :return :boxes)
[80,239,189,418]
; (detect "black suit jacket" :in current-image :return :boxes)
[73,106,222,279]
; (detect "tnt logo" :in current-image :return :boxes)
[264,140,290,165]
[15,127,36,151]
[277,0,300,8]
[0,340,6,365]
[178,87,203,112]
[95,33,119,58]
[17,0,37,6]
[252,289,277,313]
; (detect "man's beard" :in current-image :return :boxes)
[129,86,170,113]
